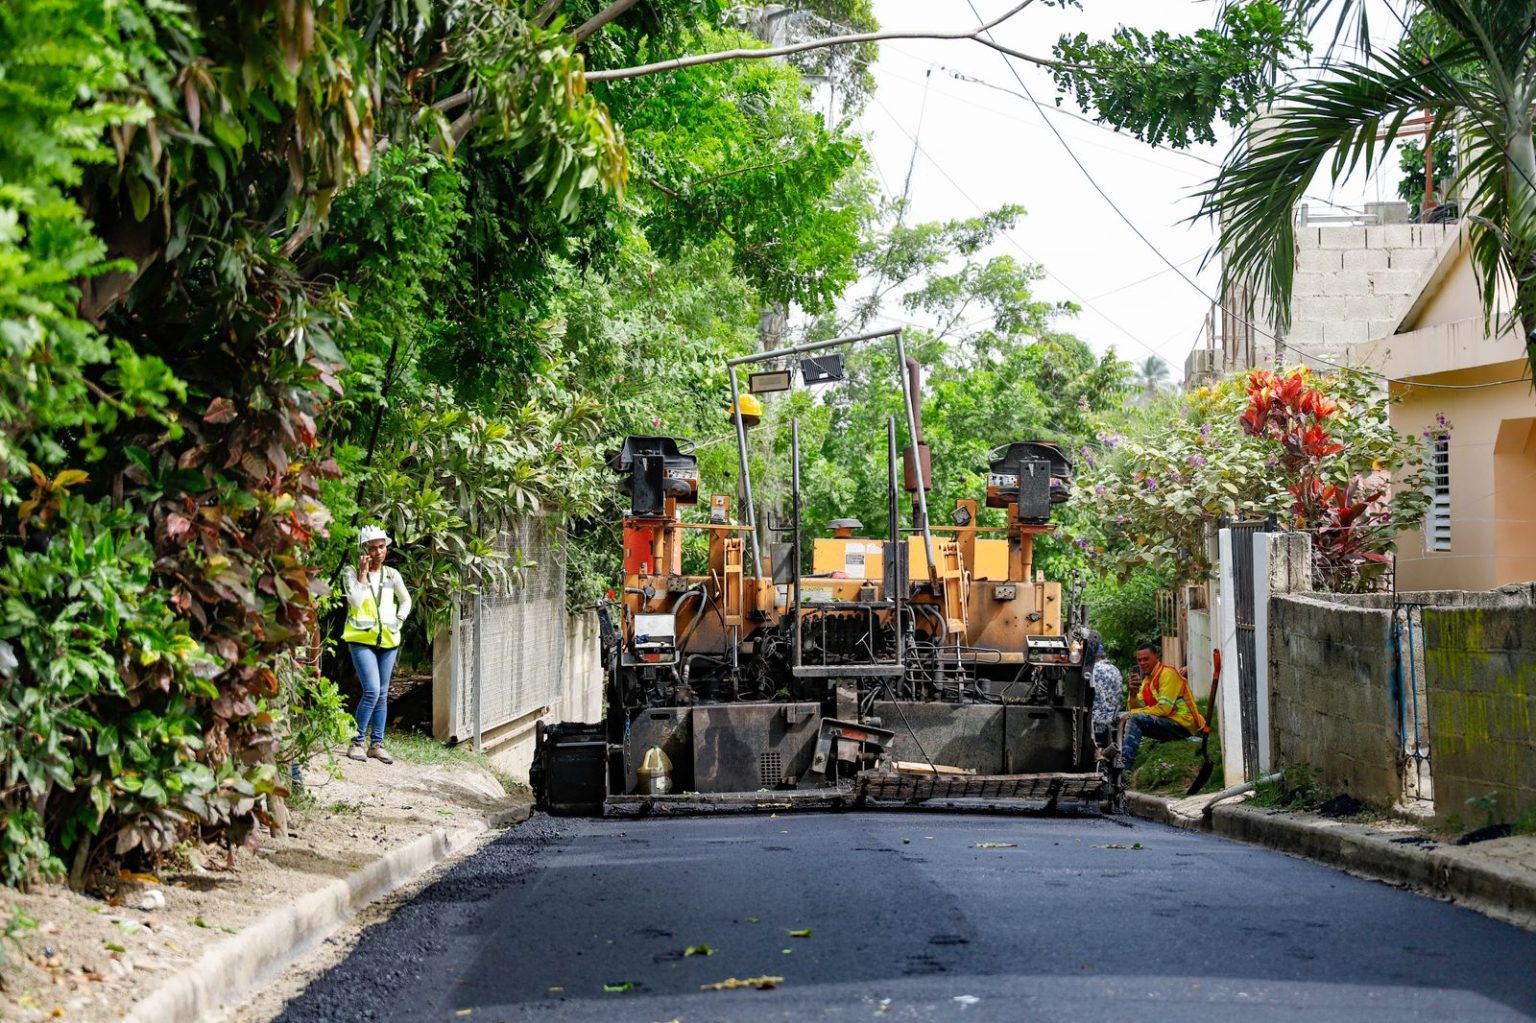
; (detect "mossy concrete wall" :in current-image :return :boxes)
[1421,599,1536,826]
[1268,593,1401,803]
[1269,584,1536,824]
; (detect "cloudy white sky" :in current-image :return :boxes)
[830,0,1409,380]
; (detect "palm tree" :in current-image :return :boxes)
[1135,355,1171,400]
[1205,0,1536,384]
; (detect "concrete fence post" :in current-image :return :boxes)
[1216,528,1242,786]
[1254,532,1313,777]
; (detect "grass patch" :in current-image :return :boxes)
[1250,764,1329,810]
[1128,726,1225,796]
[384,729,488,769]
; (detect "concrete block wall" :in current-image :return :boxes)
[1266,583,1536,825]
[1419,596,1536,826]
[1268,593,1403,804]
[1286,223,1453,366]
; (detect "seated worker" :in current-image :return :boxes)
[1118,641,1206,775]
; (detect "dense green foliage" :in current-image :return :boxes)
[1084,564,1173,668]
[1052,2,1309,148]
[1396,135,1456,220]
[0,0,867,888]
[1072,369,1428,590]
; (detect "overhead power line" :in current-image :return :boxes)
[862,90,1191,369]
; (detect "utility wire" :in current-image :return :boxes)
[934,63,1375,217]
[849,68,934,334]
[961,0,1531,391]
[863,89,1187,369]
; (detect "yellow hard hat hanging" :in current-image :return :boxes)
[729,393,763,427]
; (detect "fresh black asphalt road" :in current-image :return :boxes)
[273,811,1536,1022]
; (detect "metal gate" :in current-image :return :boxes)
[1229,520,1265,780]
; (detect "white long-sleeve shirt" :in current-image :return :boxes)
[342,564,412,633]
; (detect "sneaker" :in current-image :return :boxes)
[347,741,367,762]
[368,744,394,765]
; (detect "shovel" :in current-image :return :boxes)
[1185,650,1222,796]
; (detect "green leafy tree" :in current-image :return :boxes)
[1397,136,1457,220]
[0,0,868,886]
[1051,2,1311,148]
[783,207,1129,561]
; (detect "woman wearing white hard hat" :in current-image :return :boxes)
[341,525,412,764]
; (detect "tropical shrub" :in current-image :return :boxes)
[1073,368,1427,591]
[1238,369,1425,590]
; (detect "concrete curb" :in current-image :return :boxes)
[1127,792,1536,932]
[128,806,532,1023]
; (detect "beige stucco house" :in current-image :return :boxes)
[1353,224,1536,590]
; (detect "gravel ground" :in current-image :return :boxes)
[0,751,523,1023]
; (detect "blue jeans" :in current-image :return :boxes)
[350,643,400,745]
[1121,713,1192,771]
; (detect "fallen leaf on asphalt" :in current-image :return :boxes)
[782,948,793,954]
[547,986,563,994]
[788,928,812,938]
[974,843,1017,849]
[745,917,760,924]
[684,944,716,957]
[454,1010,472,1017]
[700,975,783,991]
[604,981,636,993]
[1093,843,1143,850]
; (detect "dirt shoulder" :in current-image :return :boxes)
[0,742,527,1023]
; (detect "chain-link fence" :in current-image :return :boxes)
[442,515,567,744]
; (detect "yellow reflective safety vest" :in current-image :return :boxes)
[341,565,412,649]
[1137,663,1207,734]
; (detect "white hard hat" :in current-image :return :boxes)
[357,525,390,546]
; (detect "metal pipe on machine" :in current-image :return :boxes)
[792,417,802,671]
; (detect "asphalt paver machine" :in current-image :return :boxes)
[532,328,1109,816]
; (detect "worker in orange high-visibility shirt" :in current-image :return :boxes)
[1118,641,1207,775]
